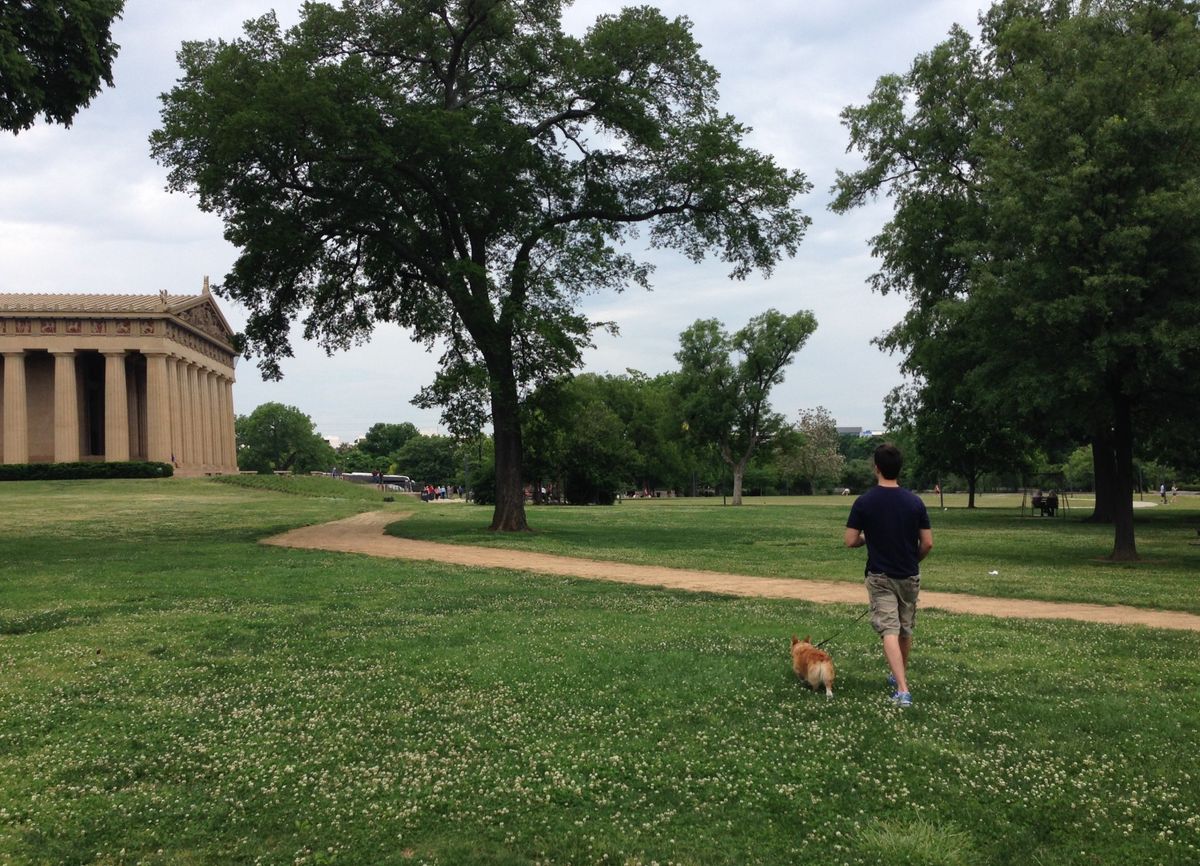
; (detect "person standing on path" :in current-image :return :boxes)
[844,443,934,708]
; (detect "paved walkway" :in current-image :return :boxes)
[262,511,1200,633]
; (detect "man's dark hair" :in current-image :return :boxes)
[874,443,903,480]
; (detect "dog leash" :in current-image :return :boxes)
[814,607,870,649]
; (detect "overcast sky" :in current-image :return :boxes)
[0,0,986,443]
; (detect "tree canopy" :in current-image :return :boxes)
[359,422,420,462]
[674,309,816,505]
[777,406,845,495]
[151,0,810,531]
[235,402,335,475]
[833,0,1200,559]
[0,0,124,132]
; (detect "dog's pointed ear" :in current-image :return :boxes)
[802,635,811,643]
[791,635,798,645]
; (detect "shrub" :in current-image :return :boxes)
[0,461,174,481]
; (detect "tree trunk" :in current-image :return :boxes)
[1109,395,1137,561]
[488,362,530,532]
[1086,424,1116,524]
[966,474,977,509]
[731,463,745,505]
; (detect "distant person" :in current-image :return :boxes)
[844,443,933,709]
[1172,483,1179,503]
[1160,483,1168,505]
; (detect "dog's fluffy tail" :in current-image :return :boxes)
[810,661,835,698]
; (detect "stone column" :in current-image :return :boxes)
[103,351,130,462]
[186,363,204,470]
[52,351,80,463]
[206,371,222,472]
[221,377,237,471]
[176,359,192,468]
[167,356,184,467]
[194,365,213,469]
[145,352,172,464]
[2,351,29,464]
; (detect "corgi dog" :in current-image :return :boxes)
[791,635,835,698]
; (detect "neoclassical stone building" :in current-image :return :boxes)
[0,286,238,475]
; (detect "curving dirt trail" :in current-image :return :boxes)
[262,511,1200,633]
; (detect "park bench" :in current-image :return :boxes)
[1031,492,1059,517]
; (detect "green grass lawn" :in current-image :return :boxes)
[390,494,1200,613]
[1,478,1198,865]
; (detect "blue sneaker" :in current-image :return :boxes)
[890,690,912,708]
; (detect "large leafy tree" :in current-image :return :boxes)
[833,0,1200,559]
[523,371,687,503]
[675,309,816,505]
[777,406,845,495]
[0,0,124,132]
[236,402,336,474]
[151,0,810,531]
[359,422,420,462]
[887,379,1034,508]
[394,433,458,486]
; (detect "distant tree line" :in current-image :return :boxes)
[234,306,837,503]
[235,386,860,504]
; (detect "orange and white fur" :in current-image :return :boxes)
[791,635,835,698]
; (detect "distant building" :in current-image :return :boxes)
[0,284,237,475]
[836,426,884,438]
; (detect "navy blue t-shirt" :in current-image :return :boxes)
[846,485,931,578]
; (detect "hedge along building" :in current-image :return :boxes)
[0,283,238,475]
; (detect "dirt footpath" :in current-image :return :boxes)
[262,511,1200,633]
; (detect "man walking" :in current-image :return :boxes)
[844,443,933,707]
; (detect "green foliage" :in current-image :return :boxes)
[467,459,497,506]
[394,434,458,485]
[0,461,172,481]
[675,309,817,503]
[838,433,885,461]
[359,422,419,461]
[150,0,810,530]
[332,443,375,473]
[839,458,877,494]
[558,401,629,505]
[833,0,1200,556]
[525,371,689,503]
[887,380,1036,507]
[776,406,845,493]
[1063,444,1095,491]
[235,402,335,475]
[0,0,124,131]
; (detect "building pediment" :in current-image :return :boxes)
[168,295,236,349]
[0,290,238,369]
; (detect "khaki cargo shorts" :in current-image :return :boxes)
[865,572,920,637]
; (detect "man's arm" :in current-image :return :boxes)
[844,527,865,549]
[917,528,933,561]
